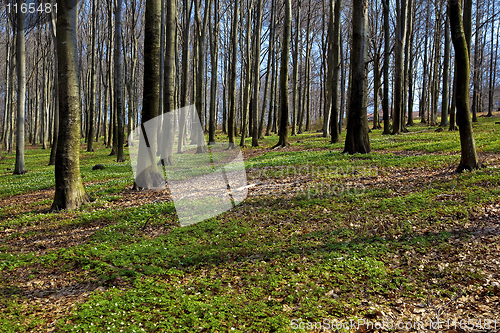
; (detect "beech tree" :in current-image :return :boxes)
[329,0,342,144]
[160,0,176,165]
[13,0,26,175]
[251,0,263,147]
[382,0,390,135]
[52,0,90,210]
[449,0,481,172]
[115,0,125,162]
[86,0,96,153]
[227,0,239,149]
[273,0,291,148]
[344,0,370,154]
[392,0,407,135]
[134,0,164,189]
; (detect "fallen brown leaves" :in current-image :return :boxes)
[1,146,500,332]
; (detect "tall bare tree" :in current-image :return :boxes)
[178,0,193,152]
[135,0,164,189]
[48,5,59,166]
[382,0,390,134]
[330,0,342,143]
[52,0,90,210]
[487,0,496,117]
[392,0,407,135]
[344,0,370,154]
[251,0,263,147]
[194,0,211,153]
[227,0,239,149]
[14,0,27,175]
[208,0,219,145]
[441,11,451,127]
[115,0,125,162]
[161,0,177,165]
[87,0,97,152]
[449,0,480,172]
[292,0,301,136]
[273,0,291,148]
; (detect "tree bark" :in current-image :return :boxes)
[194,0,211,153]
[227,0,239,149]
[14,0,27,175]
[209,0,219,145]
[135,0,164,189]
[292,0,301,136]
[52,0,90,210]
[344,0,370,154]
[259,0,275,139]
[402,0,413,130]
[487,0,496,117]
[330,0,342,143]
[273,0,291,148]
[392,0,407,135]
[441,12,451,127]
[449,0,480,172]
[114,0,125,161]
[178,0,193,153]
[87,0,97,152]
[161,0,176,165]
[252,0,263,146]
[382,0,391,134]
[240,0,253,147]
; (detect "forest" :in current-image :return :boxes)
[0,0,500,331]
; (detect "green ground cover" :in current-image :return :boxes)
[0,117,499,332]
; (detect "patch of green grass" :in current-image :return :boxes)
[0,116,499,332]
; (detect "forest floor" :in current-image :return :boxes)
[1,114,500,332]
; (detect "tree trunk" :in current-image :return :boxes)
[178,0,193,152]
[240,0,253,147]
[209,0,219,145]
[392,0,407,135]
[304,3,312,134]
[441,12,451,127]
[49,6,59,166]
[402,0,413,130]
[14,0,27,175]
[107,0,115,151]
[259,2,274,139]
[52,0,90,210]
[266,10,277,137]
[406,20,415,127]
[344,0,370,154]
[339,32,345,134]
[87,0,97,152]
[115,0,125,161]
[487,0,496,117]
[33,32,40,147]
[382,0,391,134]
[490,5,500,117]
[194,0,211,153]
[330,0,342,143]
[227,0,239,149]
[2,23,13,151]
[373,54,381,130]
[252,0,263,147]
[273,0,291,148]
[471,0,481,122]
[292,0,301,136]
[449,63,457,131]
[161,0,177,165]
[449,0,480,172]
[323,0,333,138]
[134,0,164,189]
